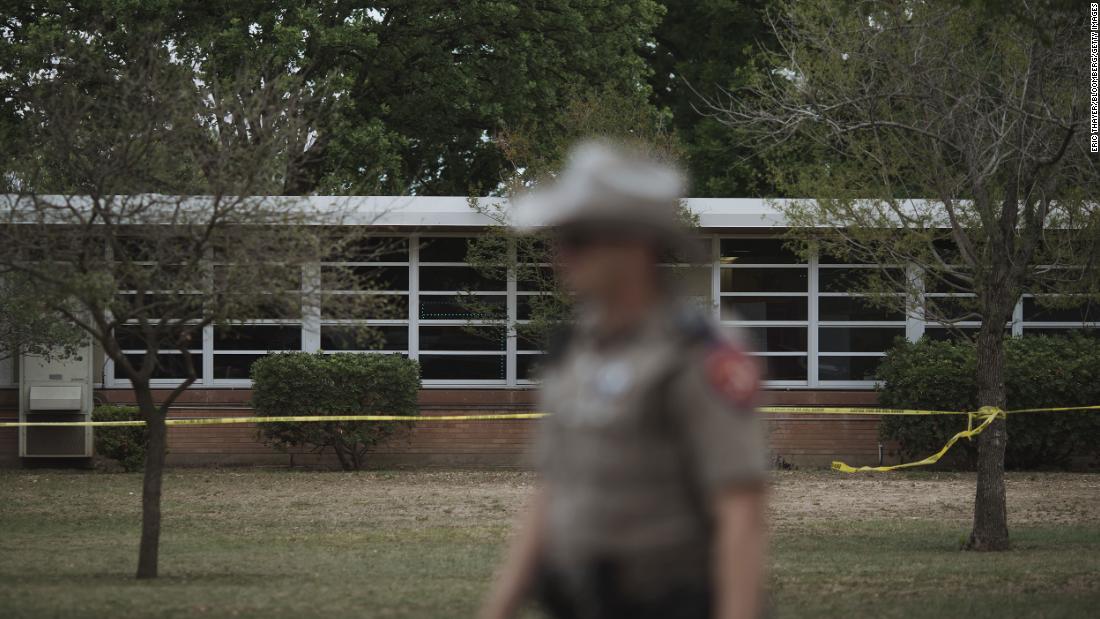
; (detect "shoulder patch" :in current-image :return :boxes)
[704,343,760,408]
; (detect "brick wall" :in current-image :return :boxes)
[1,387,893,468]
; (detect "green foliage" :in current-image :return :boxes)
[250,352,420,470]
[0,273,85,363]
[0,1,665,196]
[92,405,146,472]
[878,335,1100,469]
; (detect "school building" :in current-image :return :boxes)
[2,197,1093,468]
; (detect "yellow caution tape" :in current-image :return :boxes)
[0,413,548,428]
[830,406,1005,473]
[2,404,1095,475]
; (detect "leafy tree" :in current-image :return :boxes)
[647,0,779,197]
[0,33,389,578]
[1,1,665,196]
[706,0,1100,550]
[0,274,85,364]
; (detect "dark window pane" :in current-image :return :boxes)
[419,237,473,262]
[419,326,506,351]
[719,239,799,264]
[123,353,202,379]
[923,270,974,294]
[323,266,408,291]
[324,235,408,262]
[419,294,505,320]
[721,268,807,292]
[515,324,547,352]
[924,295,979,321]
[420,266,505,291]
[759,356,807,381]
[517,266,556,292]
[1023,327,1100,338]
[517,354,547,380]
[115,293,204,320]
[419,354,505,380]
[819,356,883,381]
[322,294,408,319]
[721,297,807,321]
[1023,297,1100,322]
[213,354,266,379]
[738,327,807,353]
[819,297,905,321]
[114,325,202,351]
[819,268,905,293]
[320,325,409,351]
[214,325,301,351]
[819,327,904,352]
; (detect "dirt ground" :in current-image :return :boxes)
[767,471,1100,530]
[134,469,1099,533]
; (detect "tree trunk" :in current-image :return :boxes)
[967,325,1010,551]
[135,384,168,578]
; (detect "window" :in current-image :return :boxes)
[320,235,410,358]
[418,236,506,383]
[719,238,808,383]
[817,261,906,382]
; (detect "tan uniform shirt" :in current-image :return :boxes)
[535,302,768,597]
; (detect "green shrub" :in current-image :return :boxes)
[92,405,146,471]
[250,352,420,470]
[877,334,1100,469]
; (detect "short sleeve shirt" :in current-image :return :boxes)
[534,303,767,593]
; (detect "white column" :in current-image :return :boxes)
[905,263,925,342]
[505,238,518,386]
[408,234,420,360]
[807,251,819,387]
[301,262,321,352]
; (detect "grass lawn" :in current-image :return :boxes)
[0,469,1097,618]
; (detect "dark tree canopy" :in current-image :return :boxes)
[1,1,666,196]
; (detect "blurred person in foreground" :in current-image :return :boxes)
[480,141,768,619]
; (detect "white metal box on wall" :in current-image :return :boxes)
[19,341,94,458]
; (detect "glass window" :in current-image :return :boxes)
[721,268,807,293]
[320,325,409,351]
[1023,297,1100,322]
[419,266,506,291]
[212,354,265,380]
[419,354,505,380]
[419,237,472,262]
[324,235,409,262]
[819,297,905,322]
[819,268,905,293]
[819,327,905,353]
[419,326,506,351]
[323,266,408,291]
[419,294,505,320]
[738,327,807,353]
[759,356,807,381]
[818,356,883,381]
[123,353,202,379]
[214,325,301,351]
[719,238,799,264]
[721,297,807,321]
[517,354,546,380]
[322,294,408,320]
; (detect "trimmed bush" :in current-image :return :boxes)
[251,352,420,470]
[92,405,146,471]
[877,334,1100,469]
